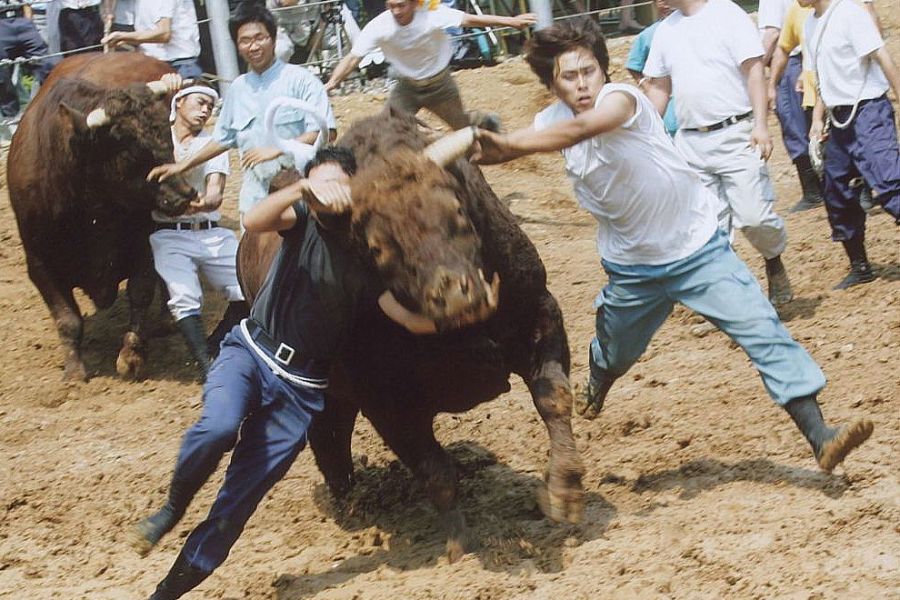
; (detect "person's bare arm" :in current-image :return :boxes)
[761,27,781,66]
[474,91,636,165]
[325,54,362,92]
[643,76,672,117]
[102,17,172,47]
[243,179,352,232]
[740,56,773,160]
[871,46,900,101]
[768,46,789,110]
[148,141,230,182]
[460,12,537,30]
[377,271,500,334]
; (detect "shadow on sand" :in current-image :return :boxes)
[273,441,617,599]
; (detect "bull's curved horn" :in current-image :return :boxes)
[146,79,170,96]
[423,126,476,168]
[86,108,111,129]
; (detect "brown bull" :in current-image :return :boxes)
[7,53,196,381]
[238,110,584,561]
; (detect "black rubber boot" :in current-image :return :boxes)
[789,155,824,213]
[176,315,209,378]
[147,552,211,600]
[783,395,874,472]
[834,236,875,290]
[130,505,181,558]
[206,300,249,359]
[577,352,616,420]
[765,255,794,306]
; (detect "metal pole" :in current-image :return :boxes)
[529,0,552,29]
[206,0,239,94]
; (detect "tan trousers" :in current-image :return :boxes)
[387,68,471,130]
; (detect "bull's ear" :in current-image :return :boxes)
[59,102,89,135]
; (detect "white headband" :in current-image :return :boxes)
[169,86,220,122]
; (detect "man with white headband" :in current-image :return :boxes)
[149,83,248,379]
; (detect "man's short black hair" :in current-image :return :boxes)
[304,146,358,178]
[524,18,610,89]
[229,2,278,43]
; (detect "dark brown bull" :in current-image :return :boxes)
[238,110,584,561]
[7,53,196,381]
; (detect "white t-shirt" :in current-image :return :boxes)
[533,84,718,266]
[644,0,763,129]
[350,5,464,80]
[134,0,201,62]
[60,0,101,8]
[757,0,800,56]
[153,131,230,223]
[804,0,888,107]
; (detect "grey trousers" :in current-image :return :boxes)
[388,68,471,130]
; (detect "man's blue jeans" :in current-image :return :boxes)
[172,327,323,574]
[590,230,825,406]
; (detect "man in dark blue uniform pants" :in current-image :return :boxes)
[0,1,55,117]
[132,147,499,600]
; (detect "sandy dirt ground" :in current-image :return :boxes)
[1,9,898,600]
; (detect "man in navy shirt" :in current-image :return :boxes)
[134,147,498,600]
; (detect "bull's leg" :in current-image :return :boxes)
[524,293,585,524]
[309,392,359,498]
[26,254,87,381]
[116,265,155,379]
[367,411,468,563]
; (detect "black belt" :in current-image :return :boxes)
[832,94,886,114]
[244,318,323,373]
[683,111,753,133]
[154,220,218,231]
[1,9,23,19]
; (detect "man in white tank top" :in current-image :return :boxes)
[474,19,872,473]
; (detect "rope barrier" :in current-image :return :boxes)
[1,1,655,72]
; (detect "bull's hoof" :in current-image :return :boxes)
[817,420,874,473]
[536,480,583,524]
[62,360,88,382]
[116,332,146,380]
[446,535,469,564]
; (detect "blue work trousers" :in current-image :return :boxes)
[173,327,323,574]
[775,54,810,161]
[0,16,55,116]
[590,231,826,406]
[823,96,900,240]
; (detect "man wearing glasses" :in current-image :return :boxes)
[148,3,336,221]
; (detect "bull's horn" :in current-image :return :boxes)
[146,79,170,96]
[423,126,476,167]
[86,108,111,129]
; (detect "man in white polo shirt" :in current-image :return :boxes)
[102,0,202,78]
[150,82,248,379]
[803,0,900,289]
[324,0,535,129]
[644,0,794,307]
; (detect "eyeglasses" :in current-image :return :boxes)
[237,34,271,49]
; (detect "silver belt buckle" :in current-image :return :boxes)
[275,342,295,365]
[190,221,201,232]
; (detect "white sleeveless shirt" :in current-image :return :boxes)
[534,83,718,266]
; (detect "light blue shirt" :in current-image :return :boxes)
[625,22,678,137]
[214,60,337,212]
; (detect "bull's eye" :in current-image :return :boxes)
[370,245,383,260]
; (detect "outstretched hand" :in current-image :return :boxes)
[509,13,538,29]
[470,129,516,165]
[147,162,186,183]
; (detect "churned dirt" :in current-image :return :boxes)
[1,8,898,600]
